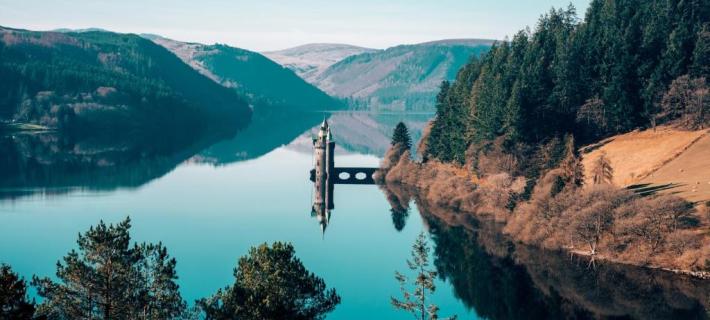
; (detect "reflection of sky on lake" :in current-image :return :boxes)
[0,145,475,319]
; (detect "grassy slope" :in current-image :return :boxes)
[581,126,710,202]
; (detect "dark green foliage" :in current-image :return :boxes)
[427,222,576,320]
[426,80,470,164]
[691,23,710,78]
[199,242,340,320]
[31,217,186,320]
[0,27,250,136]
[0,264,35,320]
[426,0,710,165]
[391,121,412,151]
[391,207,409,232]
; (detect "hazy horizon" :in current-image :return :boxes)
[0,0,588,52]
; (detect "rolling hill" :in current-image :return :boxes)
[309,39,494,111]
[146,36,340,110]
[263,43,377,83]
[0,26,251,135]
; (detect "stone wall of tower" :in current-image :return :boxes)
[326,140,335,210]
[313,133,327,212]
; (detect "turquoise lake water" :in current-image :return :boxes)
[3,111,709,319]
[0,112,475,319]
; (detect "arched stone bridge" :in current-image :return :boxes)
[310,167,377,185]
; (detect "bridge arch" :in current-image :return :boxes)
[332,167,377,185]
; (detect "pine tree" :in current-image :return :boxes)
[691,24,710,78]
[0,264,35,319]
[392,122,412,151]
[31,217,186,320]
[591,151,614,185]
[392,232,456,320]
[199,242,340,320]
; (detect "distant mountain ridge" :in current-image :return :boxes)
[263,43,378,83]
[312,39,495,111]
[146,36,340,110]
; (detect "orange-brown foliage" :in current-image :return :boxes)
[381,140,710,272]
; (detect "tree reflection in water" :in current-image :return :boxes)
[380,183,710,320]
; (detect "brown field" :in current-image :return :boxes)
[581,126,710,203]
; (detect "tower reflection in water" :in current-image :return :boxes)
[309,119,378,235]
[310,120,335,235]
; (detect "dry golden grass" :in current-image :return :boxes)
[581,126,709,202]
[639,133,710,203]
[380,125,710,272]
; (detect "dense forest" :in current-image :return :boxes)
[426,0,709,167]
[381,0,710,273]
[0,27,251,136]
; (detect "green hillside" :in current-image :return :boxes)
[0,27,251,136]
[313,40,494,111]
[146,36,341,111]
[427,1,709,165]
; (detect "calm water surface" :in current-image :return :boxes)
[0,112,475,319]
[3,111,710,319]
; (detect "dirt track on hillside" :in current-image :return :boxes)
[582,126,709,203]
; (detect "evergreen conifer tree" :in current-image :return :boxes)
[0,264,35,320]
[199,242,340,320]
[392,232,456,320]
[31,217,186,320]
[392,122,412,151]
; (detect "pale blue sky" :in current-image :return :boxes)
[0,0,588,51]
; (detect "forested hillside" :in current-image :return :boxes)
[263,43,378,83]
[426,0,709,166]
[313,40,494,111]
[380,0,710,273]
[147,36,340,110]
[0,27,251,135]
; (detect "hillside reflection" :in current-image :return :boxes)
[0,129,231,200]
[0,105,435,202]
[380,183,710,319]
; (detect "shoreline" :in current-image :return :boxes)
[377,153,710,279]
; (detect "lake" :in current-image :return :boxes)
[0,110,474,319]
[2,109,710,319]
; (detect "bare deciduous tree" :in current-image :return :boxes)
[659,75,709,129]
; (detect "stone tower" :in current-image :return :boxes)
[312,119,335,233]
